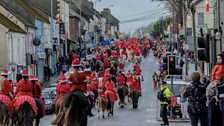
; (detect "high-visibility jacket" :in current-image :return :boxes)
[159,85,171,105]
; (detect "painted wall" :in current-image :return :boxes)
[195,0,215,33]
[35,19,45,82]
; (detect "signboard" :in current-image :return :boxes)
[186,28,192,36]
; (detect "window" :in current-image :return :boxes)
[198,13,204,25]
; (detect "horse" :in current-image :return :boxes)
[34,99,44,126]
[117,85,128,108]
[51,97,64,126]
[96,96,107,119]
[130,89,140,109]
[16,101,35,126]
[63,90,89,126]
[0,101,10,126]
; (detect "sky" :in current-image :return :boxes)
[93,0,170,33]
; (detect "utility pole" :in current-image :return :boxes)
[191,7,198,71]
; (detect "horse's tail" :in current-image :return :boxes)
[0,101,8,125]
[23,102,33,126]
[65,94,79,126]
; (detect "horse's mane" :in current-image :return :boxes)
[0,76,4,91]
[64,94,79,126]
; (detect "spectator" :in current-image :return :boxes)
[183,72,208,126]
[179,58,185,68]
[179,86,189,120]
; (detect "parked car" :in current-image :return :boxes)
[165,78,190,118]
[42,89,55,114]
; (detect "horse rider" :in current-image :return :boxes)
[51,75,70,125]
[133,62,144,82]
[116,71,128,89]
[29,75,45,117]
[104,77,117,102]
[0,70,14,99]
[15,70,33,97]
[130,75,142,95]
[68,58,93,116]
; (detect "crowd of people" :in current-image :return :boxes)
[0,37,151,125]
[154,39,224,126]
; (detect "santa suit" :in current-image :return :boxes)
[16,79,33,97]
[104,80,117,103]
[56,82,70,99]
[32,81,46,116]
[130,79,141,92]
[70,70,87,93]
[0,78,14,97]
[116,74,126,85]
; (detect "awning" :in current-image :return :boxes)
[0,13,25,33]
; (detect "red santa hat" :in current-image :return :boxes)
[60,75,67,83]
[29,75,38,81]
[1,70,10,76]
[21,70,28,76]
[72,59,81,67]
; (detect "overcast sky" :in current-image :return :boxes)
[93,0,170,33]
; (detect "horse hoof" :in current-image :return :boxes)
[103,115,105,118]
[98,116,100,119]
[121,105,124,108]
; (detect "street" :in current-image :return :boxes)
[40,53,190,126]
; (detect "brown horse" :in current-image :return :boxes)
[51,97,64,126]
[63,90,89,126]
[16,101,35,126]
[96,96,107,119]
[117,85,128,108]
[130,89,140,109]
[0,101,10,126]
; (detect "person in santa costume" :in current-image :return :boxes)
[104,77,117,103]
[51,75,70,124]
[0,70,14,99]
[133,62,144,81]
[15,70,33,97]
[130,76,141,95]
[67,58,93,116]
[30,75,46,117]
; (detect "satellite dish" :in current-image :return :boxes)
[33,38,41,46]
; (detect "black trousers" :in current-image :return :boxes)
[189,113,208,126]
[160,104,169,124]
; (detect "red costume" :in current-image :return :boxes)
[70,59,87,93]
[16,79,33,97]
[212,64,224,81]
[0,79,14,97]
[56,76,70,99]
[130,79,141,92]
[116,73,126,85]
[30,75,45,116]
[104,80,117,103]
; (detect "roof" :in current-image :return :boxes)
[14,0,49,23]
[0,0,35,28]
[0,13,25,33]
[191,0,204,7]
